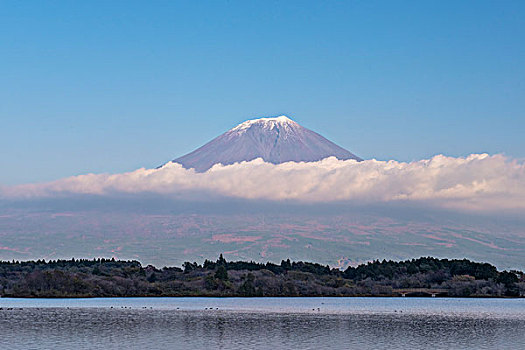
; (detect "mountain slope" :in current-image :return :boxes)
[171,116,362,172]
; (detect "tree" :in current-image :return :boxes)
[497,271,519,296]
[281,259,291,270]
[183,261,199,274]
[239,273,256,296]
[217,254,227,266]
[215,265,228,281]
[147,272,157,283]
[497,271,518,287]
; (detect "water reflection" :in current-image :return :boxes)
[0,298,524,350]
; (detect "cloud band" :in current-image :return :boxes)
[3,154,525,212]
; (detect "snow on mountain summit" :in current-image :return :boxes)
[230,115,298,134]
[170,115,362,172]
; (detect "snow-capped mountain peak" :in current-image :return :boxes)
[169,115,362,172]
[230,115,298,134]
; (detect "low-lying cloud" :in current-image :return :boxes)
[2,154,525,212]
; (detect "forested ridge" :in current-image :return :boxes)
[0,256,523,298]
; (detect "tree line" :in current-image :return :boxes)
[0,255,523,297]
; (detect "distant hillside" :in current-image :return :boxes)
[2,210,523,271]
[0,256,523,298]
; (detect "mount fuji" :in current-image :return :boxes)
[170,116,362,172]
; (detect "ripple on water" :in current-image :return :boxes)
[0,298,524,350]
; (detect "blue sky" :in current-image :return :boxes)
[1,1,524,185]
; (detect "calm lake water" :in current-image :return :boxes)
[1,297,524,350]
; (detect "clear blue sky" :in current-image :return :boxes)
[1,1,524,184]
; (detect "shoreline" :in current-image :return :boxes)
[2,295,524,299]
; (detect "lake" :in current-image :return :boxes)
[1,297,524,349]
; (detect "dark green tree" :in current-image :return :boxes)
[217,254,227,266]
[239,273,256,296]
[147,272,157,283]
[215,265,229,281]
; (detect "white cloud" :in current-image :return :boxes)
[2,154,525,212]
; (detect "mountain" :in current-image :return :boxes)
[170,116,362,172]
